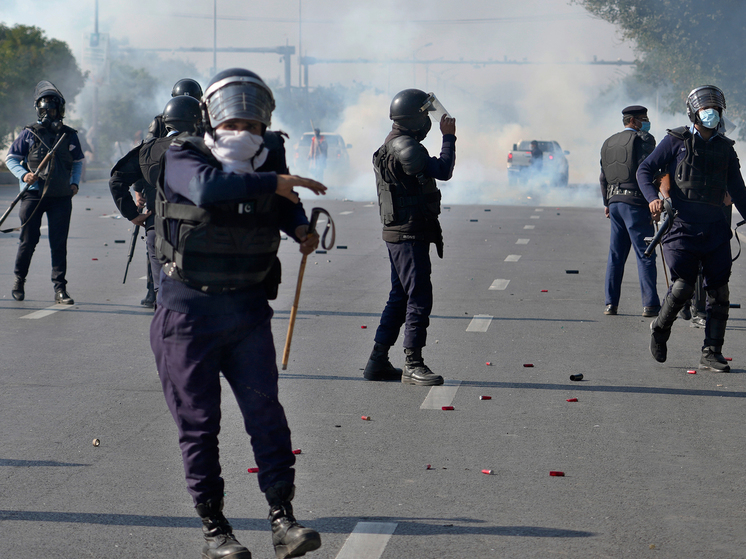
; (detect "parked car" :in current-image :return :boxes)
[292,132,352,175]
[507,140,570,186]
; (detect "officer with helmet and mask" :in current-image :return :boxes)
[5,80,85,304]
[109,94,203,304]
[363,88,456,385]
[638,85,746,372]
[146,78,203,141]
[151,68,325,559]
[600,105,660,317]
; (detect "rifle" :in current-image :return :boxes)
[281,207,335,370]
[0,132,68,231]
[122,213,141,284]
[644,198,677,258]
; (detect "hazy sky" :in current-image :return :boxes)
[5,1,663,203]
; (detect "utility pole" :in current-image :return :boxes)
[212,0,217,75]
[92,0,99,162]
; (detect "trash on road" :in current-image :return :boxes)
[566,398,578,402]
[570,374,583,381]
[441,406,455,411]
[481,469,493,475]
[92,438,100,447]
[480,396,492,400]
[549,471,565,476]
[247,467,259,473]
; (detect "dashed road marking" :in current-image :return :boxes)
[420,380,462,410]
[535,208,544,212]
[504,254,521,262]
[489,279,510,290]
[516,238,530,245]
[466,314,493,332]
[530,215,540,219]
[335,522,397,559]
[20,305,72,319]
[340,211,354,215]
[524,225,535,229]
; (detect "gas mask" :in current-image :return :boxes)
[37,97,63,133]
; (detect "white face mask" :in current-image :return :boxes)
[204,129,269,173]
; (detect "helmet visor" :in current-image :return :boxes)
[688,86,726,112]
[422,93,451,122]
[204,77,275,128]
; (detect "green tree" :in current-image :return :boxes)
[0,24,86,149]
[574,0,746,136]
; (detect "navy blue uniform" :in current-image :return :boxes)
[150,140,308,505]
[374,129,455,350]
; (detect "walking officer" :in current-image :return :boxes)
[109,94,203,304]
[5,80,85,304]
[363,88,456,385]
[600,105,660,317]
[638,85,746,371]
[150,68,326,559]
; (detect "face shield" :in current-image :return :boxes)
[421,93,451,122]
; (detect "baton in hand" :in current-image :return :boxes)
[281,209,321,371]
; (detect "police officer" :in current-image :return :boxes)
[5,81,85,304]
[109,94,202,304]
[145,78,203,141]
[151,68,325,559]
[638,85,746,371]
[363,88,456,385]
[600,105,660,317]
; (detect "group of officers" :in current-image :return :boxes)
[4,71,742,557]
[600,85,746,372]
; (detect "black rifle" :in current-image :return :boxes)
[644,198,677,257]
[122,215,141,284]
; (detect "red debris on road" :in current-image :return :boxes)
[687,370,697,374]
[247,467,259,473]
[566,398,578,402]
[292,449,302,455]
[441,406,454,411]
[523,364,534,368]
[549,471,565,476]
[480,396,492,400]
[361,415,371,421]
[481,469,493,475]
[486,361,492,366]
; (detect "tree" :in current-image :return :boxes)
[0,24,86,149]
[574,0,746,136]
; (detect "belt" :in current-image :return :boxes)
[609,185,643,198]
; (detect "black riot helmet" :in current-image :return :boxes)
[686,85,726,124]
[171,78,203,99]
[33,80,66,132]
[162,95,202,134]
[390,88,432,140]
[201,68,275,137]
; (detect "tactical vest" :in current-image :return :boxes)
[600,129,655,194]
[373,136,441,227]
[154,136,281,291]
[25,124,76,197]
[668,126,733,206]
[139,135,175,188]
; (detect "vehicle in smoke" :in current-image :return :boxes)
[291,132,352,175]
[507,140,570,187]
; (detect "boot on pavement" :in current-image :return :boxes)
[363,343,402,381]
[402,347,444,386]
[266,482,321,559]
[195,498,252,559]
[12,276,25,301]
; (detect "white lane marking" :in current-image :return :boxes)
[489,279,510,290]
[20,305,71,319]
[516,238,530,245]
[530,215,540,219]
[466,314,493,332]
[335,522,397,559]
[420,379,462,410]
[139,276,148,280]
[524,225,535,229]
[340,211,354,215]
[504,254,521,262]
[40,225,48,231]
[535,208,544,212]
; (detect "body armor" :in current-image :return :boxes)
[601,129,655,198]
[25,123,77,197]
[374,135,441,227]
[139,135,176,188]
[154,136,281,292]
[668,126,733,206]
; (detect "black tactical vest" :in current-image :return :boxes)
[668,126,733,206]
[373,135,441,227]
[600,129,655,189]
[154,136,281,291]
[139,135,175,188]
[25,124,76,197]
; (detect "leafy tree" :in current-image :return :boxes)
[0,24,86,149]
[574,0,746,136]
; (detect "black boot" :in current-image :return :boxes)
[141,287,156,308]
[363,343,402,381]
[12,276,25,301]
[402,348,444,386]
[195,498,252,559]
[266,482,321,559]
[54,289,74,305]
[650,280,694,363]
[700,346,730,372]
[649,320,671,363]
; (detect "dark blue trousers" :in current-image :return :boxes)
[662,219,731,289]
[605,202,660,308]
[150,299,295,504]
[374,241,433,349]
[14,194,72,291]
[145,228,161,291]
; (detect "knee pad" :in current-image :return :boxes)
[706,284,730,308]
[670,279,695,304]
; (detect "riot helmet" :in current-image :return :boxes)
[33,80,65,132]
[162,95,202,134]
[390,88,433,140]
[171,78,203,99]
[201,68,275,136]
[686,85,726,124]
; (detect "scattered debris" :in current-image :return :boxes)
[469,219,478,222]
[361,325,367,329]
[726,357,733,361]
[480,396,492,400]
[481,469,493,475]
[337,245,348,249]
[570,374,583,381]
[247,467,259,473]
[541,289,548,292]
[549,471,565,477]
[426,464,432,470]
[687,370,697,374]
[292,449,302,455]
[566,398,578,402]
[441,406,455,411]
[92,438,100,447]
[315,250,327,254]
[730,303,741,308]
[486,361,492,366]
[114,240,125,244]
[523,364,534,368]
[566,270,579,274]
[361,416,371,421]
[92,258,98,261]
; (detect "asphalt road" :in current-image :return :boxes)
[2,178,746,559]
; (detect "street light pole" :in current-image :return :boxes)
[412,42,432,87]
[213,0,217,75]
